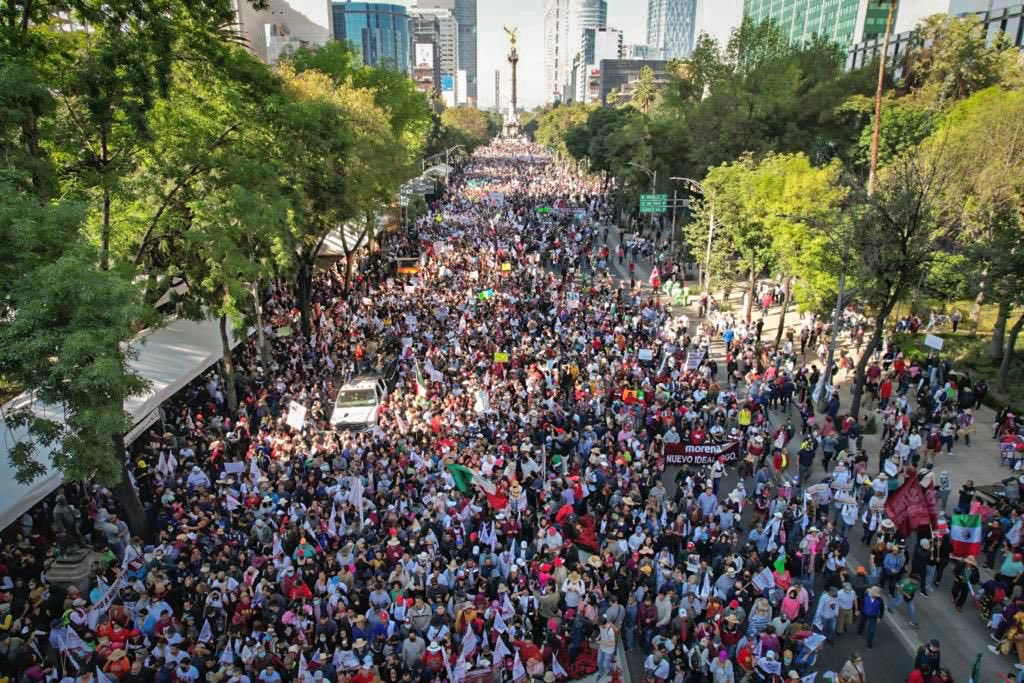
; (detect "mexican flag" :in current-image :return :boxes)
[446,463,497,497]
[415,360,429,398]
[950,513,982,558]
[967,652,982,683]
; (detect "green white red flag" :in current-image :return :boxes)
[950,513,982,558]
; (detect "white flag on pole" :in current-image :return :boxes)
[492,611,508,633]
[199,619,213,643]
[327,503,338,537]
[460,630,478,660]
[219,639,236,665]
[493,635,511,662]
[552,654,568,678]
[512,650,527,682]
[272,534,284,558]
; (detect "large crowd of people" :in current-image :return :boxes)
[2,138,1024,683]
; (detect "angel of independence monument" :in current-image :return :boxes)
[501,26,521,138]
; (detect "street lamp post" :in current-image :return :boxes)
[422,144,466,184]
[671,177,715,294]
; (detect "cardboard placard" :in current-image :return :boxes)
[494,352,509,363]
[924,334,944,351]
[685,349,706,370]
[286,401,307,432]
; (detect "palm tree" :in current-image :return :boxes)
[630,66,657,113]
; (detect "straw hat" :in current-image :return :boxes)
[353,638,368,649]
[587,555,602,569]
[108,649,127,661]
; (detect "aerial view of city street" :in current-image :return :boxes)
[1,0,1024,682]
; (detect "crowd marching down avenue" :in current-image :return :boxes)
[3,138,1020,683]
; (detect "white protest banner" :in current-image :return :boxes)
[87,570,129,629]
[638,349,654,361]
[286,401,307,432]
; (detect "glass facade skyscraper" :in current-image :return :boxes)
[331,2,411,73]
[743,0,901,51]
[646,0,697,59]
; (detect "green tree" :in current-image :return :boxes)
[630,66,658,114]
[898,14,1022,104]
[924,87,1024,388]
[847,147,966,418]
[535,102,593,158]
[0,206,149,532]
[752,154,848,345]
[686,155,775,322]
[440,106,491,149]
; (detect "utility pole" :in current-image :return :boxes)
[867,0,898,196]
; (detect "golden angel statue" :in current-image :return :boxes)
[503,26,518,47]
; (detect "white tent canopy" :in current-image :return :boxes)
[0,315,244,531]
[423,163,453,180]
[318,218,387,258]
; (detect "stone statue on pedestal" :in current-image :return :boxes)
[53,494,86,554]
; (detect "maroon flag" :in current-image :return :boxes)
[885,477,933,537]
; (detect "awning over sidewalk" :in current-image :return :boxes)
[0,315,245,530]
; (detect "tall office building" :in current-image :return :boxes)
[570,0,609,53]
[408,7,459,77]
[543,0,571,101]
[573,27,622,102]
[234,0,333,63]
[331,2,411,72]
[544,0,608,102]
[409,11,442,93]
[454,0,477,102]
[494,69,502,112]
[417,0,477,103]
[646,0,697,59]
[742,0,901,50]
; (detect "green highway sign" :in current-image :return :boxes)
[639,193,668,213]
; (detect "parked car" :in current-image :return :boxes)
[330,375,388,431]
